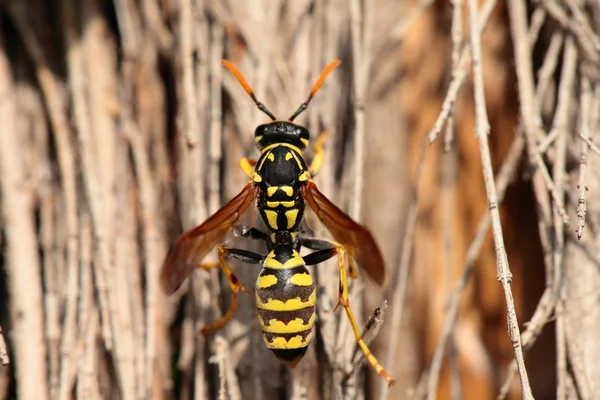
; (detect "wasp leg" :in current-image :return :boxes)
[241,227,268,241]
[238,158,257,178]
[302,238,359,279]
[303,245,395,386]
[198,247,264,334]
[308,131,328,176]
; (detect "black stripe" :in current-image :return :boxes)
[257,307,315,325]
[262,329,313,345]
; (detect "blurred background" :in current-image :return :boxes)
[0,0,598,399]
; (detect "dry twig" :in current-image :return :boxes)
[0,326,8,366]
[466,0,533,395]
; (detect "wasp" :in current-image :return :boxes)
[160,60,394,385]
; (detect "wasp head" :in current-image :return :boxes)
[254,121,309,151]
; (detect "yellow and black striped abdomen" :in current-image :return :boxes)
[255,247,316,367]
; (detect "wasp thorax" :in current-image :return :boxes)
[254,122,310,150]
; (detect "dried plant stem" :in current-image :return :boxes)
[551,36,577,400]
[0,326,8,366]
[380,138,427,398]
[426,135,525,400]
[577,77,592,239]
[180,1,210,399]
[60,0,115,352]
[467,0,532,396]
[0,29,48,398]
[427,0,499,144]
[209,336,242,400]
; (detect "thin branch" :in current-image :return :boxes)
[540,0,600,64]
[577,78,592,239]
[0,23,48,398]
[425,135,526,400]
[209,335,242,400]
[467,0,533,396]
[0,326,8,366]
[427,0,500,144]
[552,37,578,400]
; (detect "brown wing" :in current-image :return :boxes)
[301,181,386,286]
[160,183,258,294]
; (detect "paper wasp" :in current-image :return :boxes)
[160,60,394,386]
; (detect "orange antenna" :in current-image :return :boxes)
[289,60,341,121]
[222,60,277,121]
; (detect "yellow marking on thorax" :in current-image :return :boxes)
[266,186,294,198]
[258,150,273,171]
[252,172,262,183]
[290,151,304,170]
[280,186,293,196]
[256,291,317,311]
[257,274,278,288]
[285,209,299,229]
[264,332,313,350]
[263,250,304,269]
[264,210,279,229]
[285,152,293,161]
[259,314,315,334]
[298,171,310,182]
[300,138,309,146]
[290,273,313,286]
[267,153,275,161]
[267,200,295,208]
[260,142,303,156]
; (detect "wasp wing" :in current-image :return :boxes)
[301,181,385,286]
[160,183,258,294]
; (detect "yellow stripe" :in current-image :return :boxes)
[290,150,304,170]
[300,138,309,146]
[290,273,313,286]
[258,150,273,171]
[259,314,315,334]
[264,332,312,350]
[267,187,278,197]
[260,142,303,156]
[257,275,278,288]
[255,135,263,143]
[264,210,279,229]
[256,291,316,311]
[285,209,299,229]
[266,201,280,207]
[280,200,295,208]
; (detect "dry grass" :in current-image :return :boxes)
[0,0,599,399]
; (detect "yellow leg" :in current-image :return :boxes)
[335,246,395,387]
[309,131,328,176]
[198,247,250,335]
[238,157,257,178]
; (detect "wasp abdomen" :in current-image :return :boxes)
[255,247,316,367]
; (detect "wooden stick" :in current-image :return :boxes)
[0,26,48,398]
[467,0,533,394]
